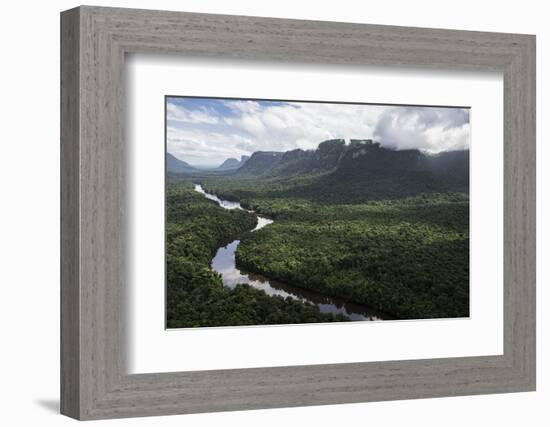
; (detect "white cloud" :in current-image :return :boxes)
[167,126,253,167]
[223,100,261,114]
[166,99,470,167]
[373,107,470,153]
[166,103,219,125]
[239,115,267,136]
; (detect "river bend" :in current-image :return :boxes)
[194,184,389,321]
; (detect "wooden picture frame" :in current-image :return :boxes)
[60,5,536,420]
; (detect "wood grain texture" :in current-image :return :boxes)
[60,5,536,420]
[60,7,80,419]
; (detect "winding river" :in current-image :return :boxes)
[194,184,390,321]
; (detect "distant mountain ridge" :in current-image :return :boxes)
[216,155,250,171]
[233,139,468,186]
[167,140,469,197]
[166,153,197,174]
[243,139,469,202]
[233,151,285,176]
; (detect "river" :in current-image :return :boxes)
[194,184,390,321]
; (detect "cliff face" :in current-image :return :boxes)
[233,151,284,176]
[234,139,469,199]
[216,155,250,171]
[268,139,346,176]
[259,139,467,181]
[341,142,420,171]
[168,139,469,195]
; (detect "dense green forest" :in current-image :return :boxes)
[166,184,349,328]
[167,139,470,326]
[200,184,469,319]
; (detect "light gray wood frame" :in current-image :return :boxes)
[60,5,536,420]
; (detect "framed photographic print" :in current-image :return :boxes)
[61,6,536,420]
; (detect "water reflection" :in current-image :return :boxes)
[195,184,391,321]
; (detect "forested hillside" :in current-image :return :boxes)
[166,184,349,328]
[166,138,470,326]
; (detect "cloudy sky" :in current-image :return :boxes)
[166,97,470,168]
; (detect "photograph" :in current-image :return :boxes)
[165,96,470,328]
[51,4,537,421]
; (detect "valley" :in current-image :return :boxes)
[166,138,469,328]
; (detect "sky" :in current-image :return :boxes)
[166,97,470,168]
